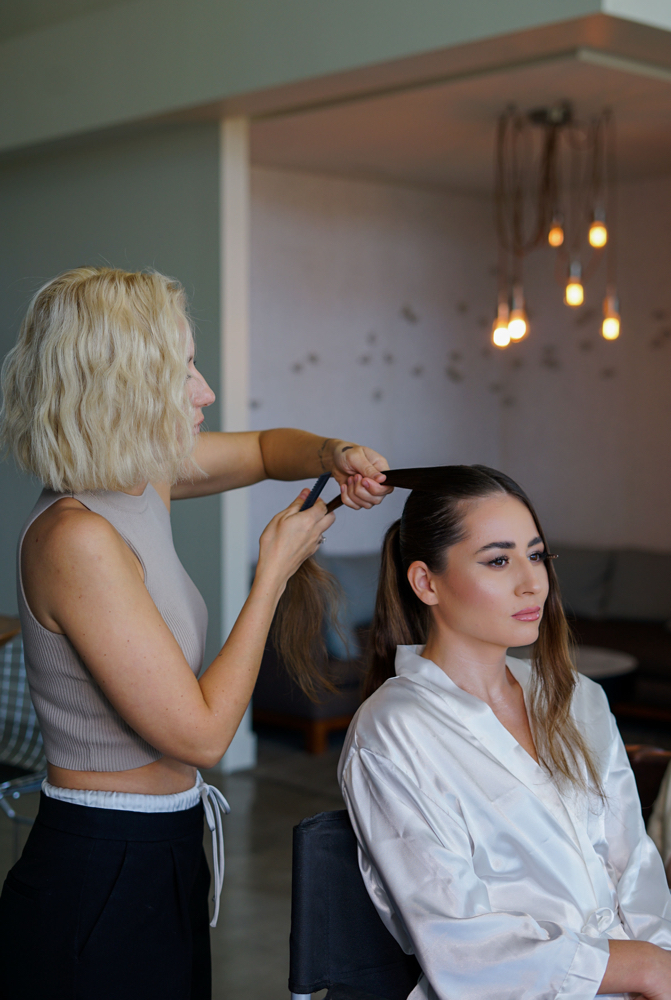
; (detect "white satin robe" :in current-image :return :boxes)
[338,646,671,1000]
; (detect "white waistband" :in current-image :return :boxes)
[42,773,231,927]
[42,776,202,812]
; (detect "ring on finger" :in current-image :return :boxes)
[318,535,325,544]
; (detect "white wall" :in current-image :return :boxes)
[501,174,671,550]
[249,167,503,555]
[249,167,671,556]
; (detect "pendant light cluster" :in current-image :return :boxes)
[492,103,619,348]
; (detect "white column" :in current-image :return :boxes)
[218,116,258,773]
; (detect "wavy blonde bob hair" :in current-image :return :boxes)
[0,266,196,493]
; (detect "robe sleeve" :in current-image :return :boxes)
[596,713,671,947]
[648,761,671,869]
[341,746,610,1000]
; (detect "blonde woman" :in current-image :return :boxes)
[0,267,390,1000]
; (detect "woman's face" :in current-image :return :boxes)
[186,333,215,433]
[409,494,550,651]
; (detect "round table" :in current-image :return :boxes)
[573,646,638,681]
[509,644,638,705]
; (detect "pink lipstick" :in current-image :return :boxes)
[512,606,541,621]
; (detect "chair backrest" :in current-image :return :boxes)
[0,636,46,772]
[626,744,671,822]
[289,809,420,1000]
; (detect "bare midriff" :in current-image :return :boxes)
[47,756,197,795]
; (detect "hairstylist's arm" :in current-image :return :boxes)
[172,428,391,508]
[598,939,671,997]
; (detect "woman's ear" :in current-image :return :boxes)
[407,561,439,606]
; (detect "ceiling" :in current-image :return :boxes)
[251,49,671,196]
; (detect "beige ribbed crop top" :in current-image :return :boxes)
[17,485,208,771]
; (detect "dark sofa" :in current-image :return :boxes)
[551,543,671,719]
[252,555,378,752]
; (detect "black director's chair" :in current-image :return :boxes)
[289,810,420,1000]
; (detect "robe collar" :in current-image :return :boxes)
[394,645,585,851]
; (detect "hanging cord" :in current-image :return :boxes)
[604,108,618,293]
[198,777,231,927]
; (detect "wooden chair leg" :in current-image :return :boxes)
[305,720,328,754]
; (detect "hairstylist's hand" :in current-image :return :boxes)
[256,490,335,591]
[331,442,392,510]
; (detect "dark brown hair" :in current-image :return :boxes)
[275,464,601,793]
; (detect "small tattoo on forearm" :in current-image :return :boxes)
[341,446,353,453]
[318,438,332,472]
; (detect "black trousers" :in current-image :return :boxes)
[0,793,211,1000]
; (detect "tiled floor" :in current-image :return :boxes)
[0,730,344,1000]
[1,719,669,999]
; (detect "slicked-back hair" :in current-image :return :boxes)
[0,267,196,492]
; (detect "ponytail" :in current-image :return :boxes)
[271,556,343,700]
[364,520,429,699]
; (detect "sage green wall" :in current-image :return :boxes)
[0,121,222,667]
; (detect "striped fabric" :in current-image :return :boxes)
[0,636,46,771]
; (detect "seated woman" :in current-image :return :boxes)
[335,465,671,1000]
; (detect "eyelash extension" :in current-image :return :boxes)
[487,551,558,567]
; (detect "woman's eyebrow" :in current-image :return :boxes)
[476,540,515,553]
[476,535,543,554]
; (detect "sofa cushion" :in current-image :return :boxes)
[318,554,380,660]
[606,549,671,622]
[549,543,613,619]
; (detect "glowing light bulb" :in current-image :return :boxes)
[565,281,584,306]
[508,310,528,340]
[602,316,619,339]
[507,284,528,341]
[492,304,510,348]
[565,262,584,307]
[548,223,564,248]
[492,322,511,348]
[588,220,608,248]
[602,292,620,340]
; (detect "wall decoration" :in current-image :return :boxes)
[540,345,560,369]
[445,366,463,382]
[574,307,597,327]
[400,304,419,323]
